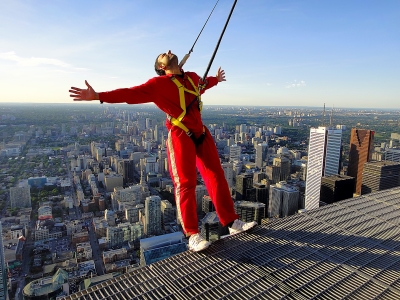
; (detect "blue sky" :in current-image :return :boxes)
[0,0,399,108]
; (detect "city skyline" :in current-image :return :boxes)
[1,101,400,298]
[1,1,399,108]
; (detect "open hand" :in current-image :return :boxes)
[69,80,99,101]
[216,67,226,82]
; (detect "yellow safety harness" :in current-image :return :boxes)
[168,75,206,146]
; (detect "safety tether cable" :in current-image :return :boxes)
[178,0,220,68]
[202,0,238,82]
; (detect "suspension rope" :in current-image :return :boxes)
[202,0,238,82]
[178,0,220,68]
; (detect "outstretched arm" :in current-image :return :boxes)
[69,80,99,101]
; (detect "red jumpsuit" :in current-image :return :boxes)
[98,71,239,235]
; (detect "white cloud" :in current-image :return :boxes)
[285,80,306,89]
[0,51,87,71]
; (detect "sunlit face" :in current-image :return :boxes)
[157,50,178,70]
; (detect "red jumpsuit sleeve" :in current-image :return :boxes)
[201,76,219,94]
[98,78,157,104]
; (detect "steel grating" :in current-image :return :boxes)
[60,187,400,300]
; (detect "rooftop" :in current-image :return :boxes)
[61,187,400,299]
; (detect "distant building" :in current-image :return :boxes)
[107,223,143,248]
[347,129,374,195]
[305,127,342,210]
[235,173,253,201]
[255,143,268,169]
[234,201,265,224]
[144,196,162,236]
[0,223,7,300]
[229,144,241,162]
[269,183,299,218]
[254,183,269,206]
[253,171,267,184]
[195,185,208,214]
[27,176,47,188]
[125,204,144,224]
[273,156,291,181]
[200,212,229,242]
[361,161,400,195]
[221,162,234,188]
[38,205,52,220]
[140,232,186,267]
[117,159,135,185]
[384,148,400,163]
[104,174,124,192]
[202,196,215,214]
[265,165,280,184]
[23,268,69,299]
[320,175,355,205]
[160,200,176,226]
[10,186,31,209]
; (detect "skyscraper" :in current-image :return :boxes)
[361,161,400,195]
[305,127,342,210]
[347,129,374,195]
[255,143,268,169]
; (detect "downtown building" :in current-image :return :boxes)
[235,173,253,201]
[273,156,291,182]
[0,223,7,300]
[361,161,400,195]
[255,143,268,169]
[221,162,234,188]
[305,126,342,210]
[320,174,355,205]
[144,195,162,236]
[10,186,31,209]
[347,128,374,195]
[234,201,266,224]
[265,165,280,184]
[202,195,215,214]
[200,211,229,242]
[269,183,299,218]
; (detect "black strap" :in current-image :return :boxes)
[189,131,206,146]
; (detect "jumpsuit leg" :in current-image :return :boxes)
[166,127,199,235]
[196,128,239,226]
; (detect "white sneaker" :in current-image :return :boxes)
[188,233,211,252]
[229,219,257,235]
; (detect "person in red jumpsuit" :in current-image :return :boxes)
[69,50,257,252]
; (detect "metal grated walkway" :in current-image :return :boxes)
[60,187,400,299]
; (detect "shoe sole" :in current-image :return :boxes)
[188,242,211,252]
[229,222,257,235]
